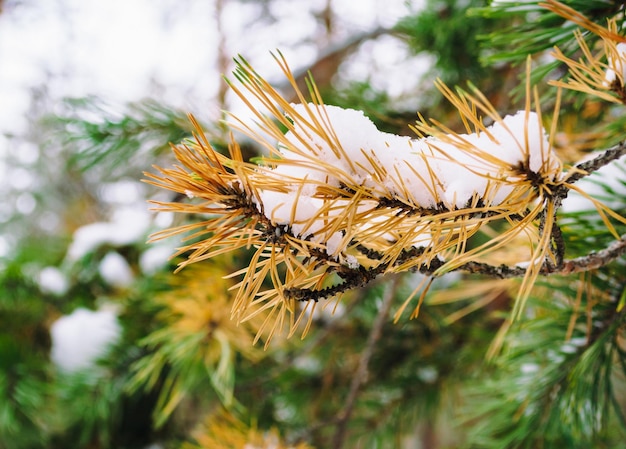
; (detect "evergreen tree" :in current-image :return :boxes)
[1,1,626,448]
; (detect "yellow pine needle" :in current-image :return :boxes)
[435,200,542,276]
[512,201,557,319]
[565,272,586,341]
[540,1,626,44]
[486,318,513,360]
[410,277,434,320]
[190,411,314,449]
[147,47,626,348]
[288,299,316,339]
[548,19,626,104]
[564,182,626,239]
[443,288,506,325]
[393,275,432,322]
[428,278,513,305]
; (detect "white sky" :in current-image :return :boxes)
[0,0,427,259]
[0,0,422,175]
[0,0,416,131]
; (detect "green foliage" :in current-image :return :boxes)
[474,0,625,86]
[463,288,626,448]
[228,277,497,447]
[125,263,264,430]
[0,268,53,449]
[128,328,223,429]
[41,97,194,179]
[0,367,51,449]
[395,0,494,84]
[51,359,161,449]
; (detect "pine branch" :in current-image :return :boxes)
[150,119,626,307]
[285,231,626,303]
[286,142,626,297]
[459,234,626,278]
[148,52,626,340]
[564,141,626,184]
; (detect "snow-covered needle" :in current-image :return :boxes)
[146,52,623,342]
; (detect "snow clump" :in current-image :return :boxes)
[256,103,558,257]
[50,306,122,373]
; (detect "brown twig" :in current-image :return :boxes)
[563,141,626,184]
[559,236,626,274]
[285,234,626,303]
[284,143,626,302]
[215,0,230,129]
[331,274,402,449]
[459,234,626,278]
[282,26,391,102]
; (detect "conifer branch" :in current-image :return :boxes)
[148,51,626,340]
[458,234,626,278]
[564,141,626,184]
[284,230,625,304]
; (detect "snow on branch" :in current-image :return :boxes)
[145,52,626,344]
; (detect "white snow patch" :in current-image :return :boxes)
[417,366,438,384]
[560,343,579,354]
[0,236,9,258]
[561,155,626,213]
[568,336,588,347]
[490,0,538,12]
[154,211,174,228]
[98,180,145,205]
[37,266,69,296]
[520,362,540,374]
[67,207,151,260]
[292,354,322,374]
[345,254,359,269]
[255,104,557,260]
[99,251,134,288]
[50,306,122,372]
[140,241,177,275]
[16,192,36,214]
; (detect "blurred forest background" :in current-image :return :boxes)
[1,0,626,448]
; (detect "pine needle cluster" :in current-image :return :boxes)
[146,2,626,346]
[184,411,313,449]
[128,262,264,426]
[544,0,626,104]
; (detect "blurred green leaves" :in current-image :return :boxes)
[463,295,626,448]
[396,0,495,85]
[43,97,194,179]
